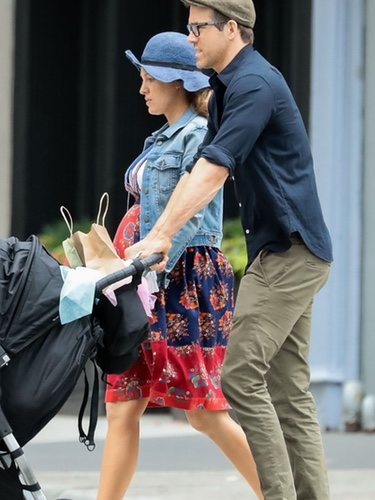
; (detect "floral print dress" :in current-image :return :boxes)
[105,158,234,410]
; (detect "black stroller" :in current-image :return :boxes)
[0,235,160,499]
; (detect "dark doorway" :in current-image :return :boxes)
[12,0,311,235]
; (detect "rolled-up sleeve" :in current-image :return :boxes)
[197,75,274,175]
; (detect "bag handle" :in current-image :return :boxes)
[96,192,109,226]
[60,206,74,236]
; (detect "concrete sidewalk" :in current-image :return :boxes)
[35,469,375,500]
[24,413,375,500]
[30,469,375,500]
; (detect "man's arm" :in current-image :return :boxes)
[126,157,229,266]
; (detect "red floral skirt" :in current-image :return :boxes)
[105,205,234,410]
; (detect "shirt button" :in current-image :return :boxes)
[238,202,242,207]
[144,215,150,223]
[156,140,163,146]
[144,187,149,194]
[245,229,250,234]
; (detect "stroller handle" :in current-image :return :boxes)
[95,252,163,295]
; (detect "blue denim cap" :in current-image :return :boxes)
[125,32,209,92]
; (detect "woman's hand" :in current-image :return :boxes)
[124,241,147,261]
[125,235,171,272]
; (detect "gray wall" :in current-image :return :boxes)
[361,0,375,396]
[309,0,364,429]
[0,0,15,238]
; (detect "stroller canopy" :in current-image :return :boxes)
[0,234,150,448]
[0,235,101,447]
[0,235,63,356]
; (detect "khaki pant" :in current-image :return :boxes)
[221,237,331,500]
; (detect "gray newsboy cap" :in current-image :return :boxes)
[182,0,256,29]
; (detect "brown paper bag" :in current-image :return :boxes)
[60,206,84,268]
[72,193,125,276]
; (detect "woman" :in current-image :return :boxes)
[97,32,262,500]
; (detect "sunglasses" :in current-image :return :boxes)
[187,21,227,37]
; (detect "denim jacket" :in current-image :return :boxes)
[138,107,223,283]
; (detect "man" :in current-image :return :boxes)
[128,1,332,498]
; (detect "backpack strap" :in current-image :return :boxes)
[77,360,100,451]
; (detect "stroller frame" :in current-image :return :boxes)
[0,410,46,500]
[0,252,161,500]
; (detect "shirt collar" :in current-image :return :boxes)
[210,44,254,88]
[152,107,199,140]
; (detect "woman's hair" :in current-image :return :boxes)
[187,88,212,117]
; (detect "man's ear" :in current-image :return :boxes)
[226,19,239,40]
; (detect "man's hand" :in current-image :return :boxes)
[125,235,171,272]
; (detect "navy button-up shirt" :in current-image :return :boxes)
[189,45,332,264]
